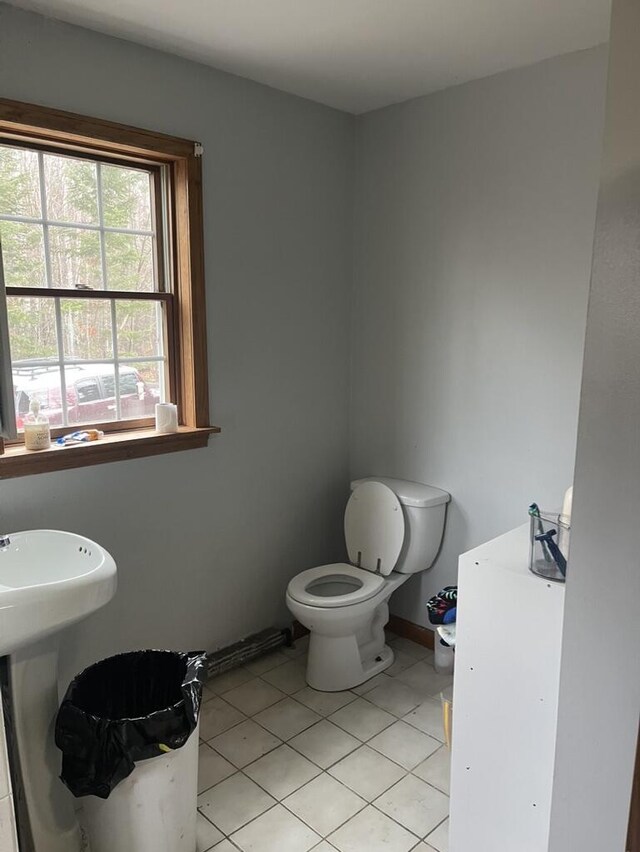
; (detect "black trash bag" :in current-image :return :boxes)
[55,649,207,799]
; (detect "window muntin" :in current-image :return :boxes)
[0,142,172,434]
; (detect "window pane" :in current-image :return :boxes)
[7,296,57,361]
[44,153,98,225]
[119,362,162,421]
[65,364,117,425]
[0,221,47,288]
[60,298,113,361]
[12,366,64,430]
[116,300,163,358]
[49,226,103,290]
[105,232,154,291]
[0,145,41,218]
[74,377,101,404]
[101,165,152,231]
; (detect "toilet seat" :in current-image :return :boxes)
[287,563,386,608]
[287,483,406,611]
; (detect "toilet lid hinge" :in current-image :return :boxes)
[355,553,384,573]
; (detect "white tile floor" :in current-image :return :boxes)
[197,634,452,852]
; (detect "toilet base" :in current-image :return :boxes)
[287,575,408,693]
[306,635,394,692]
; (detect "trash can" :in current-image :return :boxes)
[434,634,455,675]
[55,650,206,852]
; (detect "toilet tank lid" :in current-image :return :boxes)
[350,477,450,508]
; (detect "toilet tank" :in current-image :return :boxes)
[350,477,450,574]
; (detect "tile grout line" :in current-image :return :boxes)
[422,811,450,843]
[200,792,280,839]
[199,749,428,845]
[200,691,448,791]
[203,692,363,766]
[200,635,449,851]
[201,755,445,847]
[362,800,428,843]
[274,775,369,842]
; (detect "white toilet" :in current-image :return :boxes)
[286,477,450,691]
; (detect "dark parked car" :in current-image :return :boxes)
[13,362,160,429]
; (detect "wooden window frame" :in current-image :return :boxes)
[0,98,219,478]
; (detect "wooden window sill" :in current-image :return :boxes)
[0,426,220,479]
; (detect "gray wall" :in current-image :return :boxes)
[0,5,617,703]
[550,0,640,847]
[0,4,354,686]
[352,48,608,625]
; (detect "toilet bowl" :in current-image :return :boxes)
[286,477,450,692]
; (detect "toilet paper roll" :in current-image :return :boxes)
[155,403,179,434]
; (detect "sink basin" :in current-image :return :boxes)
[0,529,116,656]
[0,529,117,852]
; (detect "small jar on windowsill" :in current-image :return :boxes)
[23,400,51,451]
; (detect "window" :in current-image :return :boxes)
[0,99,217,477]
[2,145,168,430]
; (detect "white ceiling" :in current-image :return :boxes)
[8,0,611,113]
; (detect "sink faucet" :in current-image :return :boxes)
[0,534,10,550]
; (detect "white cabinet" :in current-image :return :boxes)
[449,524,565,852]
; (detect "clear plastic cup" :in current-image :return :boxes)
[529,511,569,583]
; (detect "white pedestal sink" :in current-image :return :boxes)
[0,530,117,852]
